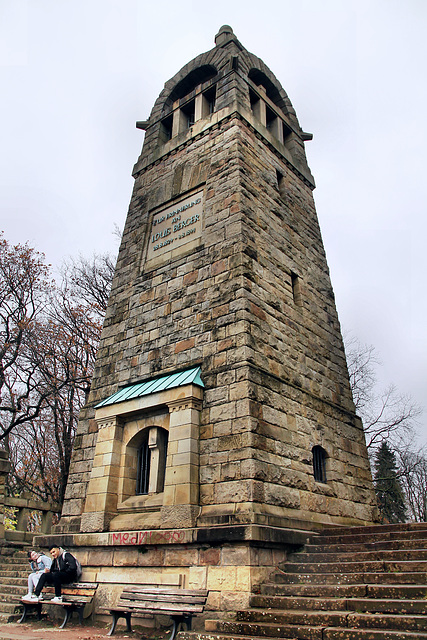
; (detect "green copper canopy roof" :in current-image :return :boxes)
[95,367,204,408]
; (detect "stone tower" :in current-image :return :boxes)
[49,26,377,607]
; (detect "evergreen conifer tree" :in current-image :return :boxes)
[374,441,406,523]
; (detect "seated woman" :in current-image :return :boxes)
[25,550,52,599]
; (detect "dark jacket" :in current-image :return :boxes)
[52,551,77,578]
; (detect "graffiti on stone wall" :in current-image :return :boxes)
[110,530,186,545]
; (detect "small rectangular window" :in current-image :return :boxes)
[203,86,216,115]
[159,114,173,143]
[181,99,195,129]
[249,88,261,120]
[283,122,292,145]
[266,105,276,131]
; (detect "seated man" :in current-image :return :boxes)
[25,550,52,599]
[23,545,78,603]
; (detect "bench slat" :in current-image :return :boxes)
[61,588,97,596]
[114,602,205,613]
[61,597,92,603]
[121,594,207,605]
[122,587,207,596]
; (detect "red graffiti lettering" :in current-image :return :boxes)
[111,529,185,545]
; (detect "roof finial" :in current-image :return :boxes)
[215,25,234,47]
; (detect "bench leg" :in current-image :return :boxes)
[108,612,132,636]
[77,606,84,625]
[19,602,43,624]
[59,607,72,629]
[169,618,178,640]
[169,615,191,640]
[18,604,29,624]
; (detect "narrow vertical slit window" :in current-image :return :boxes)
[291,272,302,307]
[312,446,327,483]
[276,170,285,198]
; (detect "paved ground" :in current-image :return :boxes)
[0,619,171,640]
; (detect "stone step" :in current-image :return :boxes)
[0,552,28,560]
[185,623,427,640]
[258,585,368,598]
[365,584,427,599]
[0,602,21,613]
[256,583,427,600]
[0,577,27,588]
[282,560,427,574]
[250,595,351,611]
[322,630,427,640]
[205,618,324,639]
[283,561,383,574]
[236,608,349,626]
[0,587,27,602]
[349,612,427,632]
[0,557,28,565]
[272,570,427,585]
[0,569,29,579]
[305,539,427,553]
[179,634,299,640]
[287,549,427,563]
[237,609,427,632]
[315,531,427,546]
[320,523,427,537]
[346,598,427,614]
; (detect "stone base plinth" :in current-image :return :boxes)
[33,525,313,615]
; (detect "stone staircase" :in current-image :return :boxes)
[0,547,29,622]
[180,523,427,640]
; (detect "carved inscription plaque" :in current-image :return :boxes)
[146,191,203,262]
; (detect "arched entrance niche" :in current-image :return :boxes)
[80,368,204,533]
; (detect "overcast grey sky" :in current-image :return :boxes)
[1,0,426,444]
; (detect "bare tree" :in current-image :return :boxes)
[0,234,54,444]
[345,335,422,451]
[60,253,115,317]
[7,251,114,502]
[396,447,427,522]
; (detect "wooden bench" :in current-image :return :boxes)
[107,586,209,640]
[19,582,98,628]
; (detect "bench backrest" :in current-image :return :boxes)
[118,587,208,614]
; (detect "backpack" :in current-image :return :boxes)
[65,551,82,580]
